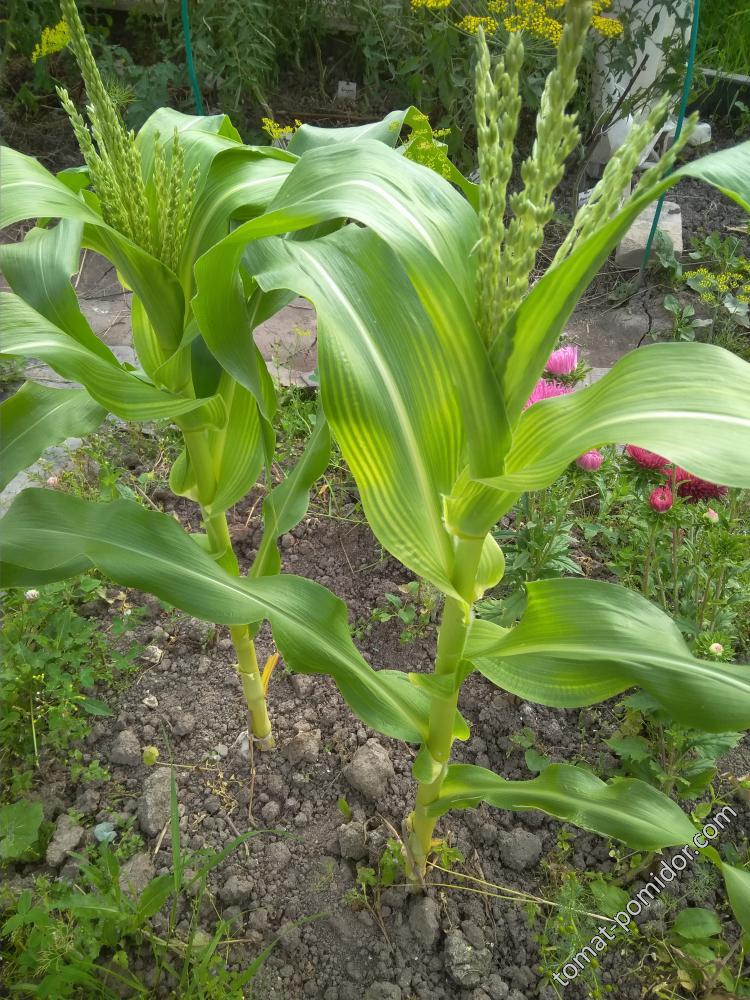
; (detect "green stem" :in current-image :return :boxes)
[182,428,273,747]
[406,537,484,879]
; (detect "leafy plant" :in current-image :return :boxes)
[0,800,44,861]
[0,772,274,997]
[4,0,750,938]
[0,576,139,795]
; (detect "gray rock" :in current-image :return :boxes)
[366,984,402,1000]
[337,823,367,861]
[343,739,395,801]
[486,975,510,1000]
[46,814,85,868]
[443,930,491,988]
[137,768,172,837]
[409,894,440,948]
[261,800,281,824]
[283,729,321,765]
[110,728,141,767]
[119,852,156,897]
[615,200,682,269]
[171,711,195,737]
[290,675,314,697]
[497,828,543,871]
[215,743,229,759]
[267,841,292,868]
[219,874,254,905]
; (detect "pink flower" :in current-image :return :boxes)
[576,449,603,471]
[709,642,724,656]
[649,485,673,512]
[546,345,579,376]
[703,508,719,524]
[625,445,669,470]
[672,470,728,504]
[524,378,572,410]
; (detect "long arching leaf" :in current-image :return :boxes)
[465,578,750,732]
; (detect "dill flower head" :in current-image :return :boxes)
[592,14,624,37]
[458,14,499,33]
[411,0,453,7]
[32,18,71,63]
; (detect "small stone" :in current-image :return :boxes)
[93,821,116,843]
[261,801,281,824]
[204,796,221,815]
[46,814,85,868]
[171,712,195,737]
[615,200,682,269]
[343,739,395,801]
[110,728,141,767]
[443,931,491,988]
[119,852,156,897]
[267,841,292,867]
[141,645,163,664]
[290,675,314,697]
[280,534,295,550]
[219,875,254,905]
[486,975,510,1000]
[283,729,321,765]
[497,828,543,871]
[137,768,172,837]
[337,823,367,861]
[409,895,440,948]
[142,694,159,709]
[215,744,229,759]
[366,984,402,1000]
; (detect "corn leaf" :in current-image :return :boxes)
[0,382,106,489]
[427,762,698,851]
[465,578,750,732]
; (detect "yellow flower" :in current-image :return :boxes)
[411,0,452,8]
[261,117,302,141]
[31,18,71,63]
[592,14,624,37]
[487,0,508,13]
[457,15,499,34]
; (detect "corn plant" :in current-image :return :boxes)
[0,1,434,748]
[3,0,750,922]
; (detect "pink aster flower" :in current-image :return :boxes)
[704,508,719,524]
[675,473,728,504]
[546,345,579,376]
[524,378,572,410]
[576,449,603,471]
[649,485,673,512]
[625,445,669,470]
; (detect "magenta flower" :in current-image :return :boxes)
[674,471,728,504]
[576,449,603,471]
[546,344,578,376]
[625,445,669,470]
[703,508,719,524]
[524,378,572,410]
[649,485,673,512]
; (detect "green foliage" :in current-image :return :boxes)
[352,580,440,643]
[0,800,44,861]
[0,576,140,796]
[695,0,750,76]
[0,773,274,998]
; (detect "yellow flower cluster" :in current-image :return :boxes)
[31,18,71,63]
[685,264,750,305]
[261,117,302,141]
[458,15,499,34]
[411,0,452,8]
[503,1,564,45]
[592,14,624,37]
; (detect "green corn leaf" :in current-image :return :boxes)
[0,220,113,362]
[464,578,750,732]
[0,382,106,489]
[194,139,509,477]
[251,410,331,578]
[0,145,185,353]
[170,372,265,515]
[488,342,750,494]
[0,489,430,743]
[721,863,750,933]
[0,293,224,429]
[287,109,412,155]
[243,225,462,597]
[427,762,697,851]
[496,140,750,423]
